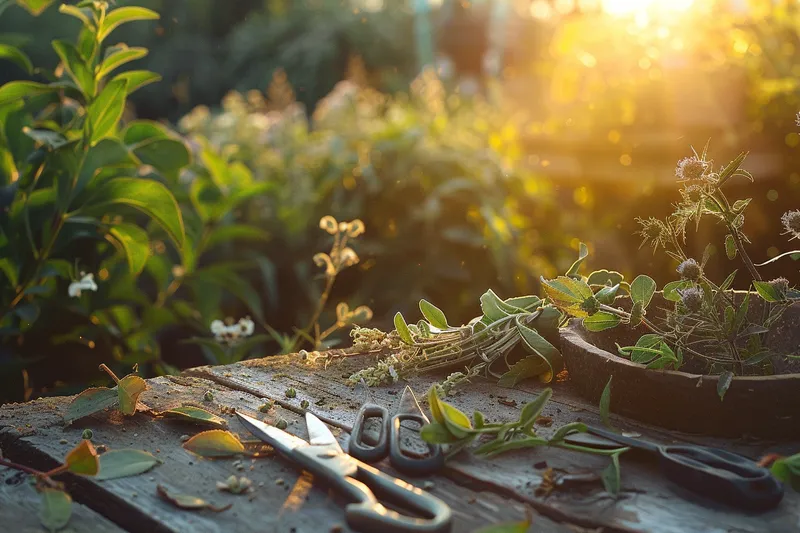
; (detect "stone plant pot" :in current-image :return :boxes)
[560,293,800,439]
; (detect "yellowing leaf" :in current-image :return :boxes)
[160,406,228,428]
[428,387,472,438]
[65,439,99,476]
[183,430,245,458]
[97,449,161,480]
[39,488,72,533]
[157,485,232,512]
[64,387,118,425]
[117,374,147,415]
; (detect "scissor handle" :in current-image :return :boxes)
[345,461,452,533]
[658,445,784,512]
[389,414,445,476]
[349,403,390,463]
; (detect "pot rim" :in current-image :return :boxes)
[562,319,800,383]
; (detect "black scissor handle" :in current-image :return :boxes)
[389,414,445,476]
[349,403,390,463]
[658,445,784,512]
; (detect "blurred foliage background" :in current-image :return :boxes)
[0,0,799,402]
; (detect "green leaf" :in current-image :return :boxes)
[394,312,413,344]
[754,281,783,303]
[52,40,94,97]
[117,374,146,415]
[662,280,691,302]
[586,269,624,287]
[183,430,245,458]
[549,422,588,444]
[515,317,563,383]
[725,234,737,259]
[599,376,612,428]
[419,299,448,329]
[602,452,623,497]
[23,127,69,150]
[204,224,269,251]
[540,276,593,317]
[130,138,190,183]
[160,406,228,428]
[624,334,664,364]
[497,356,550,388]
[770,453,800,491]
[111,70,161,94]
[65,439,99,476]
[0,80,57,105]
[594,284,619,305]
[503,295,541,311]
[97,44,148,79]
[476,436,548,457]
[16,0,55,16]
[428,387,472,438]
[98,6,159,42]
[108,223,151,275]
[566,241,589,278]
[473,518,531,533]
[0,44,33,74]
[97,449,161,480]
[519,388,552,432]
[0,258,19,286]
[82,177,185,250]
[58,4,94,27]
[39,489,72,533]
[64,387,118,424]
[87,78,127,144]
[717,371,734,401]
[630,275,656,309]
[716,151,748,186]
[420,422,462,444]
[480,288,525,322]
[583,311,620,332]
[75,138,136,196]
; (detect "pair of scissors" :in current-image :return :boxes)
[236,411,452,533]
[349,384,445,476]
[564,425,784,511]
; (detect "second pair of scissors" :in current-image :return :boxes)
[349,384,445,476]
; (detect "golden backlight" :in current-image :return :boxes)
[602,0,695,16]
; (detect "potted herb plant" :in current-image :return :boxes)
[549,145,800,438]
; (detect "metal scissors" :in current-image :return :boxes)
[349,384,445,476]
[236,411,452,533]
[564,424,784,511]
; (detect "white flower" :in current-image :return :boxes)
[210,317,255,345]
[238,317,255,336]
[68,273,98,298]
[210,320,225,335]
[388,366,399,382]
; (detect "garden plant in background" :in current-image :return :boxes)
[544,144,800,399]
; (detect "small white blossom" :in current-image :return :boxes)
[211,317,255,345]
[68,273,98,298]
[388,366,399,382]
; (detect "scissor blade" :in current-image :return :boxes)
[396,385,428,423]
[305,412,342,452]
[236,411,308,456]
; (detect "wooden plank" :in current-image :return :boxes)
[0,375,573,533]
[0,466,125,533]
[186,352,800,533]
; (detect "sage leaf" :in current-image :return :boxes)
[540,276,593,317]
[393,312,413,344]
[515,317,563,382]
[594,284,619,305]
[630,275,656,309]
[427,387,472,438]
[566,242,589,278]
[583,311,620,332]
[503,295,541,311]
[39,489,72,533]
[64,387,118,425]
[419,299,448,329]
[498,356,549,388]
[519,388,552,432]
[725,234,737,259]
[599,376,613,429]
[65,439,99,476]
[157,485,232,513]
[770,453,800,492]
[717,371,734,401]
[420,423,461,444]
[602,452,623,497]
[586,269,624,287]
[549,422,588,444]
[662,280,691,302]
[160,406,227,428]
[117,374,147,415]
[97,449,161,480]
[477,436,548,457]
[183,430,245,458]
[754,281,783,303]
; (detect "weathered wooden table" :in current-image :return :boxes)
[2,350,799,533]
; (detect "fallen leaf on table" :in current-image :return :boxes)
[97,449,161,480]
[64,387,118,425]
[183,430,245,458]
[157,485,232,512]
[39,488,72,532]
[118,374,147,415]
[65,440,99,476]
[160,405,228,428]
